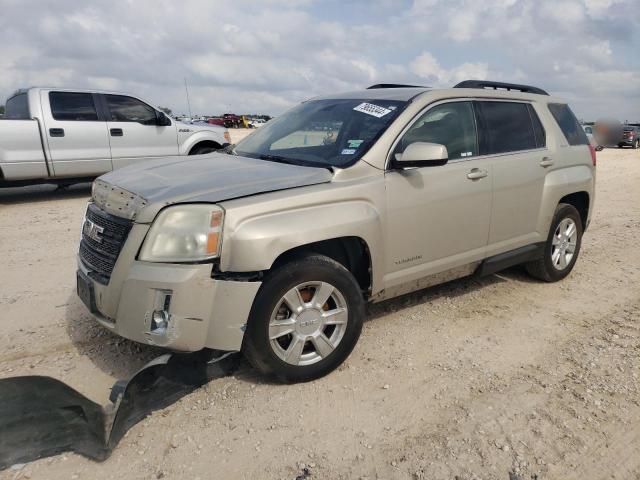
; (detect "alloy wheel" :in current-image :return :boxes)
[268,282,348,366]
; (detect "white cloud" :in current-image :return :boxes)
[410,51,488,86]
[0,0,638,120]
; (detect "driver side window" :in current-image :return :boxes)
[104,94,157,125]
[397,101,477,160]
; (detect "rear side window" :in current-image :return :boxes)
[527,104,546,148]
[104,95,156,124]
[477,101,537,154]
[5,94,30,119]
[49,92,99,121]
[548,103,588,146]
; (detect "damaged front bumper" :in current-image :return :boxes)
[77,257,261,351]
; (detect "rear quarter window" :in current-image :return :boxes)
[5,93,30,119]
[548,103,588,146]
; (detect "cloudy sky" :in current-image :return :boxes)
[1,0,639,120]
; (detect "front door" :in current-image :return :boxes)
[102,94,179,169]
[384,100,492,290]
[42,90,112,177]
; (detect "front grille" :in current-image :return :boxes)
[79,203,133,284]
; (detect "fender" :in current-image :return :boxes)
[178,128,227,155]
[537,165,594,235]
[220,200,385,294]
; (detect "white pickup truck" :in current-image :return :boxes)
[0,88,231,187]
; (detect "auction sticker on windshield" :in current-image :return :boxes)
[353,103,392,118]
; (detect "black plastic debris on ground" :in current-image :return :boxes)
[0,351,239,469]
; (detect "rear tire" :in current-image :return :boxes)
[242,254,364,383]
[526,203,583,282]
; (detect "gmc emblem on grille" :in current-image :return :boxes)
[83,219,104,243]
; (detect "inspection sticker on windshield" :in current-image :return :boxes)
[353,102,392,118]
[341,148,357,155]
[348,139,363,148]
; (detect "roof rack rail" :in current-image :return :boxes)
[367,83,427,89]
[453,80,549,96]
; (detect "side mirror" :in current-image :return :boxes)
[156,111,172,126]
[394,142,448,168]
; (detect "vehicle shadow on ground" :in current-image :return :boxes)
[0,183,91,205]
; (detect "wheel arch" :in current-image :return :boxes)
[559,191,590,231]
[188,140,222,155]
[270,237,372,297]
[180,129,226,155]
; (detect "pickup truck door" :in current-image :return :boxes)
[384,100,492,291]
[101,94,179,169]
[41,91,112,176]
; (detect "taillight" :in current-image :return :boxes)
[589,144,596,167]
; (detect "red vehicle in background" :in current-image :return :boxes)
[207,117,225,127]
[208,114,242,128]
[222,114,242,128]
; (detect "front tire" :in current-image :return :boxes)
[526,203,583,282]
[633,139,639,149]
[242,254,364,383]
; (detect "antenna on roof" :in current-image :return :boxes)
[184,78,193,118]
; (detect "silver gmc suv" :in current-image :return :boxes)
[76,80,596,382]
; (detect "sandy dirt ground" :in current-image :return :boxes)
[0,138,638,480]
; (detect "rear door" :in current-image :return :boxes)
[475,100,548,255]
[101,94,178,169]
[41,91,112,176]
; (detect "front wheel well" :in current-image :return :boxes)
[189,140,222,155]
[559,191,590,230]
[271,237,372,297]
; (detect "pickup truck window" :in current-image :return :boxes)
[396,101,478,160]
[105,95,156,124]
[5,93,30,119]
[49,92,99,121]
[234,98,407,168]
[477,101,537,154]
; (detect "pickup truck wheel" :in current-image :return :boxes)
[526,203,583,282]
[242,254,364,383]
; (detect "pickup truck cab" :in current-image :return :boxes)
[0,88,230,187]
[76,81,596,382]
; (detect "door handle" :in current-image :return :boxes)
[466,168,488,180]
[49,128,65,137]
[540,157,554,167]
[110,128,123,137]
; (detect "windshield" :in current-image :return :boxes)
[234,98,407,168]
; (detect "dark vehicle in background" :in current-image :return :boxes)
[619,126,640,149]
[223,113,242,128]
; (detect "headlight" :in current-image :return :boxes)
[139,205,224,263]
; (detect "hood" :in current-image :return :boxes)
[98,153,333,222]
